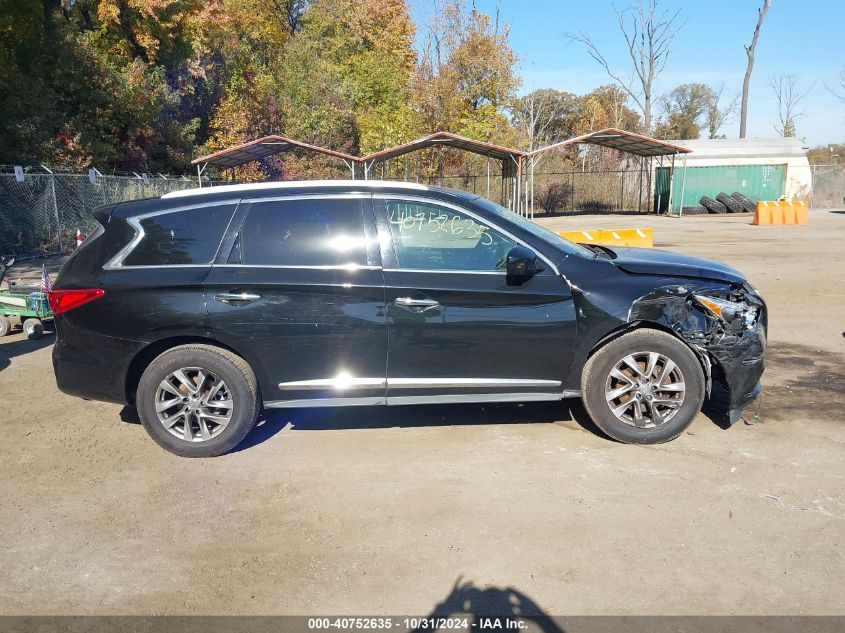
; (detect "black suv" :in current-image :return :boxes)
[50,181,766,456]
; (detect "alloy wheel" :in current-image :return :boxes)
[154,367,233,442]
[604,351,686,428]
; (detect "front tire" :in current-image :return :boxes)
[581,329,705,444]
[136,344,260,457]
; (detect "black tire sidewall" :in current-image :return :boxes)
[137,347,258,457]
[584,333,705,444]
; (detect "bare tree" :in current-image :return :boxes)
[825,66,845,105]
[739,0,772,138]
[768,73,815,137]
[566,0,684,133]
[707,83,739,139]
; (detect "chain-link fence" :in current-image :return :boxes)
[3,163,843,258]
[807,164,845,209]
[397,164,845,216]
[0,171,202,258]
[389,169,656,216]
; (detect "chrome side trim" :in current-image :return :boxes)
[214,264,380,271]
[263,390,581,409]
[278,376,386,390]
[104,199,239,270]
[264,397,385,408]
[388,378,562,389]
[385,392,563,405]
[372,193,560,276]
[276,376,562,391]
[383,268,506,276]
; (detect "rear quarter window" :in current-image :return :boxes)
[234,197,367,267]
[122,204,236,266]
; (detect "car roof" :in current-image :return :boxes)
[110,180,479,218]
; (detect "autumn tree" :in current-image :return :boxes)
[510,88,578,151]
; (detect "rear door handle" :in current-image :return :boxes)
[394,297,440,311]
[214,291,261,304]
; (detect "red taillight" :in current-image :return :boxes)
[47,289,105,315]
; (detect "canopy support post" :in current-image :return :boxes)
[196,162,208,188]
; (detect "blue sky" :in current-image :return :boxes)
[408,0,844,146]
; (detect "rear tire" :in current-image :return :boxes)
[136,344,260,457]
[0,316,11,336]
[23,318,44,339]
[581,329,705,444]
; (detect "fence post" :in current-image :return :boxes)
[809,164,815,209]
[41,165,63,252]
[620,170,625,213]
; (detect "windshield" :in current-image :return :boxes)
[473,197,595,259]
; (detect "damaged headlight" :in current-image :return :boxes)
[693,294,758,330]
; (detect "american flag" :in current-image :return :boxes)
[40,264,52,294]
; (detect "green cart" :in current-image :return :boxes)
[0,257,53,339]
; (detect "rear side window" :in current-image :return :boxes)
[235,198,367,267]
[123,204,236,266]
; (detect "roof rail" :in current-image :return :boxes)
[161,179,429,199]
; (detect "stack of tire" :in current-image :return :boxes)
[698,192,756,215]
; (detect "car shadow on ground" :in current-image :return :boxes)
[0,331,55,373]
[233,398,608,452]
[413,577,564,633]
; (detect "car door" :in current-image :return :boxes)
[374,194,578,405]
[204,194,387,408]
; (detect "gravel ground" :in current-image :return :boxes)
[0,209,843,616]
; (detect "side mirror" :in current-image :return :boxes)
[506,246,543,285]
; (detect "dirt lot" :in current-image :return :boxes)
[1,210,843,616]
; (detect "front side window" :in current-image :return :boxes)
[235,198,367,267]
[385,199,516,272]
[123,204,236,266]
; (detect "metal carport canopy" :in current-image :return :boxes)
[525,128,692,158]
[358,131,527,164]
[191,135,359,169]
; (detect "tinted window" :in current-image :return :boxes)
[473,197,594,259]
[123,204,235,266]
[238,198,367,267]
[385,199,516,271]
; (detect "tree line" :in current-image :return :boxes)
[0,0,831,177]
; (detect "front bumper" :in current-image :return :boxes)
[707,323,766,423]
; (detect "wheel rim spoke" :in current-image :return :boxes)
[156,398,180,413]
[606,384,634,401]
[159,380,182,398]
[622,355,646,378]
[172,369,197,394]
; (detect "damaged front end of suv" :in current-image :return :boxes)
[627,283,767,423]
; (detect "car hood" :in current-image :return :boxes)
[605,246,747,284]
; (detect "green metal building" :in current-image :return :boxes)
[657,138,810,214]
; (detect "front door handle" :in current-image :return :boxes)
[394,297,440,311]
[215,290,261,304]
